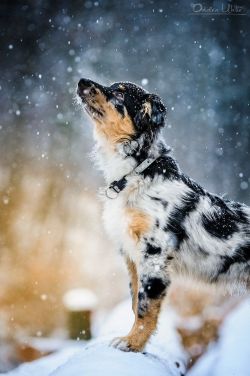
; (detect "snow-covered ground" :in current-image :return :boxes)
[6,299,186,376]
[187,298,250,376]
[6,298,250,376]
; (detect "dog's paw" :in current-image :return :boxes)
[110,336,131,352]
[110,336,141,352]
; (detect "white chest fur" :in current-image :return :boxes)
[102,196,139,262]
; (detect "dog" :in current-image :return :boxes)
[77,78,250,352]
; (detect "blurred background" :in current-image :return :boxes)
[0,0,249,371]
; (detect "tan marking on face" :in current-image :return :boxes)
[86,89,135,145]
[118,84,125,90]
[142,101,152,117]
[126,208,151,242]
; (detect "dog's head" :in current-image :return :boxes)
[77,78,166,145]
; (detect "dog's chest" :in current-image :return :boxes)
[102,197,126,241]
[102,197,135,259]
[102,189,155,260]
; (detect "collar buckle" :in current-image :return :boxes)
[105,155,159,199]
[105,182,121,199]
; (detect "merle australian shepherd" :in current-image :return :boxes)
[77,78,250,352]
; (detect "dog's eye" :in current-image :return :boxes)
[113,91,124,101]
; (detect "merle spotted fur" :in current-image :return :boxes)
[77,78,250,352]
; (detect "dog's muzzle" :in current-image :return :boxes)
[77,78,96,98]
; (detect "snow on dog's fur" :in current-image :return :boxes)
[77,78,250,352]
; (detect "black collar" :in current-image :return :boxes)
[105,155,159,199]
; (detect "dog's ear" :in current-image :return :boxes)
[135,93,167,130]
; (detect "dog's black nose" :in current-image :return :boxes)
[78,78,93,89]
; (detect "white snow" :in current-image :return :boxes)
[6,341,185,376]
[141,78,149,86]
[187,298,250,376]
[6,299,186,376]
[5,347,81,376]
[6,298,250,376]
[63,288,98,311]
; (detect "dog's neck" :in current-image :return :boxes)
[92,130,168,183]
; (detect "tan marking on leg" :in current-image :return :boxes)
[118,298,163,352]
[126,208,151,242]
[126,258,138,313]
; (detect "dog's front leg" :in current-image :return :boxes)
[111,256,170,352]
[126,257,138,314]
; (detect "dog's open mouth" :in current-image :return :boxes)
[84,103,103,119]
[77,87,104,119]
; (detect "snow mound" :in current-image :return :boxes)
[6,341,185,376]
[6,299,186,376]
[7,298,250,375]
[52,342,184,376]
[5,347,81,376]
[188,298,250,376]
[8,340,184,376]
